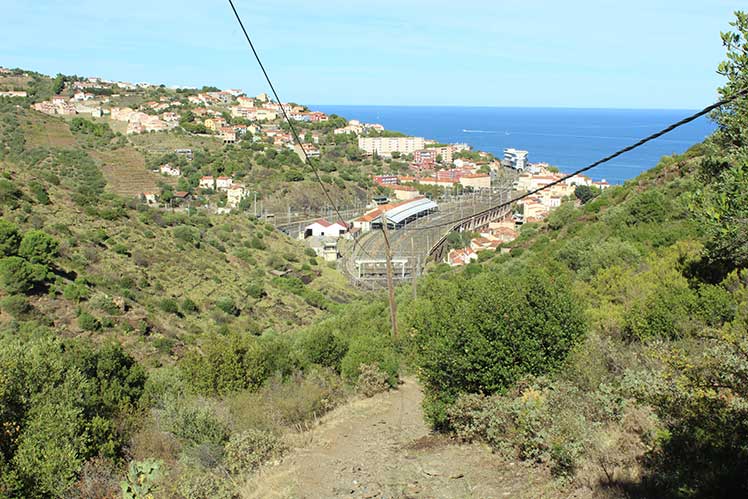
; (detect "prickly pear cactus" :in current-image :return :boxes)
[120,459,162,499]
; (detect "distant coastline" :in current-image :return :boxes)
[316,105,716,183]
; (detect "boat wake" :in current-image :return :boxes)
[462,129,498,134]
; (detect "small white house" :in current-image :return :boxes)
[199,176,214,189]
[226,184,246,208]
[159,164,181,177]
[303,219,349,239]
[141,192,158,204]
[215,176,233,191]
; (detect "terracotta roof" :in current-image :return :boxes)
[311,219,333,228]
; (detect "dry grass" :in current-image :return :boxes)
[0,75,32,90]
[129,130,223,154]
[20,111,77,148]
[91,147,175,197]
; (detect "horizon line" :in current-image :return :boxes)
[312,103,706,112]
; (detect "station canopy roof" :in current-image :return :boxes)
[375,197,438,225]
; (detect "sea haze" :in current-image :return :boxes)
[315,106,716,183]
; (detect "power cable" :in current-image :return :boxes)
[404,87,748,233]
[226,0,375,260]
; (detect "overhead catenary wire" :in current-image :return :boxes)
[226,0,375,259]
[403,87,748,233]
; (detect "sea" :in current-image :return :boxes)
[315,106,716,184]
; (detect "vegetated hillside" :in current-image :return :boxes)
[362,132,744,499]
[0,100,359,364]
[0,69,405,214]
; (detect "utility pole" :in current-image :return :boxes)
[381,215,398,340]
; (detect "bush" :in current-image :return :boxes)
[63,281,89,302]
[158,298,179,314]
[215,297,239,316]
[356,364,390,397]
[18,230,59,265]
[245,283,265,299]
[0,178,22,207]
[0,336,146,498]
[340,334,398,388]
[178,472,236,499]
[0,256,48,294]
[29,180,49,205]
[0,220,21,256]
[295,327,348,371]
[173,225,197,245]
[180,334,276,395]
[409,266,586,430]
[0,294,32,318]
[249,236,265,250]
[224,429,286,474]
[160,398,229,447]
[181,297,198,313]
[78,311,101,331]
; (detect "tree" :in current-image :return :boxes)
[574,184,599,204]
[408,267,586,429]
[693,11,748,272]
[0,220,21,256]
[18,230,59,266]
[0,257,48,294]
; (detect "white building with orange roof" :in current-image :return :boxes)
[447,247,478,266]
[215,176,233,190]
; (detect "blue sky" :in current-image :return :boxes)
[0,0,743,108]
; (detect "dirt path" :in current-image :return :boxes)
[241,378,556,499]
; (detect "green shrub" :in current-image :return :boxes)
[160,398,229,446]
[29,180,49,205]
[18,230,59,265]
[0,256,48,294]
[249,236,265,250]
[181,297,198,313]
[0,178,22,207]
[409,266,586,430]
[180,334,275,395]
[624,279,697,341]
[224,429,286,474]
[158,298,179,314]
[111,243,129,255]
[340,334,398,388]
[295,327,348,371]
[245,283,265,299]
[215,297,239,316]
[78,311,101,331]
[63,281,89,302]
[0,220,21,256]
[0,294,32,318]
[173,225,197,244]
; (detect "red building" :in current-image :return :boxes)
[373,174,398,185]
[413,149,438,166]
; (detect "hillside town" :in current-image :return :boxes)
[1,67,612,265]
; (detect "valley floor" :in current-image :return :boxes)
[241,379,562,499]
